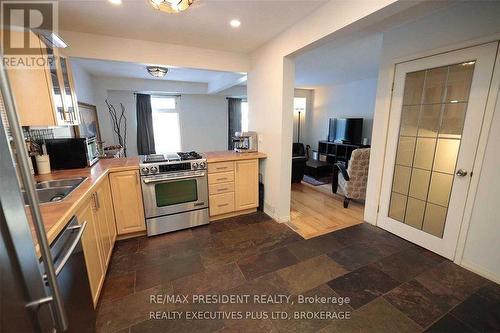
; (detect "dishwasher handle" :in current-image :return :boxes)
[52,221,87,276]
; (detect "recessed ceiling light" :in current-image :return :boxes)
[109,0,122,5]
[230,19,241,28]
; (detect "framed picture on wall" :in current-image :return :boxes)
[74,102,101,142]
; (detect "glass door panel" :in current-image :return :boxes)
[388,62,475,238]
[46,49,65,124]
[59,57,77,124]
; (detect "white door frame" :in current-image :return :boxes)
[377,42,498,260]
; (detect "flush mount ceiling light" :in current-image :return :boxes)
[147,66,169,78]
[108,0,122,5]
[150,0,194,13]
[230,19,241,28]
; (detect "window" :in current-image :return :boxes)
[151,96,181,153]
[294,97,306,113]
[241,100,249,132]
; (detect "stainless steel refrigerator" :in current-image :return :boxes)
[0,57,95,331]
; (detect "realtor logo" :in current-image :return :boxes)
[1,1,58,68]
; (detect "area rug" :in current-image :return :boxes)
[302,174,332,186]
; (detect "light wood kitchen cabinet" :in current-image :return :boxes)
[3,29,79,126]
[109,170,146,235]
[93,178,115,268]
[235,159,259,211]
[77,196,104,307]
[77,175,117,307]
[208,158,259,220]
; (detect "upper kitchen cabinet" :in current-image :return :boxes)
[4,29,79,126]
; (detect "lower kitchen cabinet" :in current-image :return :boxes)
[208,159,259,220]
[77,175,117,307]
[77,196,104,307]
[235,159,259,211]
[109,170,146,235]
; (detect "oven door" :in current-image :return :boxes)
[141,172,208,218]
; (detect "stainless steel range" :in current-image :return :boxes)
[139,151,209,236]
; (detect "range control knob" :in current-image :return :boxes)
[199,161,206,169]
[192,162,199,170]
[150,166,159,174]
[141,167,150,175]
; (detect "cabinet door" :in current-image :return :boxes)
[110,170,146,235]
[77,197,104,307]
[4,30,56,126]
[94,182,112,268]
[58,56,80,124]
[102,177,117,246]
[235,159,259,211]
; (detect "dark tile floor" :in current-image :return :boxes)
[96,212,500,333]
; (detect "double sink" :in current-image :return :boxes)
[23,177,87,205]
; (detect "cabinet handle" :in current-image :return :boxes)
[95,192,100,209]
[216,177,227,181]
[218,188,228,192]
[217,166,228,170]
[218,203,229,207]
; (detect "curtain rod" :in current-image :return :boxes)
[133,92,181,97]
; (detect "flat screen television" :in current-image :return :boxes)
[328,118,363,144]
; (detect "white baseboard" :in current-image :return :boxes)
[459,260,500,284]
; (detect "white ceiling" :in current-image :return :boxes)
[59,0,327,53]
[71,57,239,82]
[294,33,384,88]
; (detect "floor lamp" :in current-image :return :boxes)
[297,111,301,142]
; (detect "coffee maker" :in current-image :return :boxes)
[232,131,258,153]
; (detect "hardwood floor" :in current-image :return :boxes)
[288,181,364,239]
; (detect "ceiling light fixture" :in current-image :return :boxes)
[150,0,193,13]
[230,19,241,28]
[108,0,122,5]
[147,66,169,78]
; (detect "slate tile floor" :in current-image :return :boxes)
[96,212,500,333]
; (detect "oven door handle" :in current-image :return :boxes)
[142,173,206,184]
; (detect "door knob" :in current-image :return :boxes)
[456,169,468,177]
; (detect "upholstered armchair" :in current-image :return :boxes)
[291,143,308,183]
[332,148,370,208]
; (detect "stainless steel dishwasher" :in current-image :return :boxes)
[44,216,96,332]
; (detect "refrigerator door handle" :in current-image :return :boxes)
[0,61,68,331]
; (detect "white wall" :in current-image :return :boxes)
[248,0,398,221]
[366,0,500,282]
[70,60,95,105]
[61,30,249,73]
[92,76,230,156]
[304,78,377,150]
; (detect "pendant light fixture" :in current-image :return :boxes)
[147,66,169,78]
[150,0,194,13]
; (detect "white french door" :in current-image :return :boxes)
[378,42,499,259]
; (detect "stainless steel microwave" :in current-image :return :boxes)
[45,137,99,169]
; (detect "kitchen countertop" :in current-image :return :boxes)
[29,157,139,247]
[32,151,266,247]
[204,151,267,163]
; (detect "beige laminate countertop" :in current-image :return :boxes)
[204,151,267,163]
[28,157,139,246]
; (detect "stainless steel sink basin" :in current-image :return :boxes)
[23,177,87,205]
[35,177,86,190]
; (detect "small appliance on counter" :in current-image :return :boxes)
[232,131,258,153]
[45,137,99,170]
[139,151,209,236]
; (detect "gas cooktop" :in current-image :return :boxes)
[139,151,206,176]
[141,151,203,164]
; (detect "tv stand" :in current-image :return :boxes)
[317,141,368,164]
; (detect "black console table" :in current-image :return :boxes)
[317,141,368,164]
